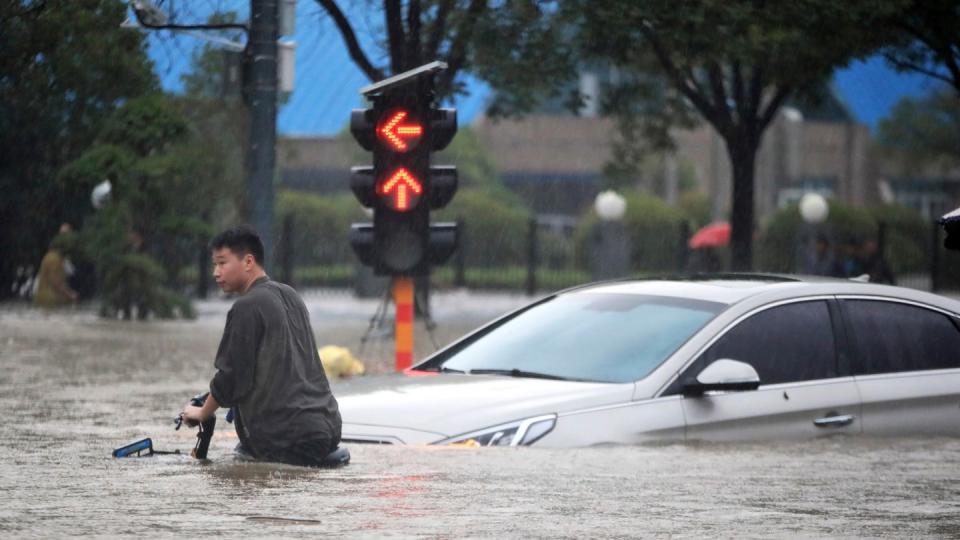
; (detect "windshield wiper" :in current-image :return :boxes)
[467,368,569,381]
[438,366,466,373]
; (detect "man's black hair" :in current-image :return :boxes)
[209,225,265,265]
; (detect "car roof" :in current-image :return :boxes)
[561,273,960,311]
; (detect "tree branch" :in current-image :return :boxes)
[136,21,249,32]
[883,52,954,86]
[747,63,765,121]
[385,0,406,72]
[892,15,960,89]
[1,1,46,26]
[315,0,384,81]
[757,85,792,134]
[706,60,734,131]
[639,22,723,130]
[732,61,745,121]
[437,0,487,95]
[407,0,422,68]
[425,0,455,60]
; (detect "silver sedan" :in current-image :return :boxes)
[336,276,960,447]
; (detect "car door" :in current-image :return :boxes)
[665,299,862,441]
[839,298,960,436]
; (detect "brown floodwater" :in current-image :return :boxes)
[2,298,960,537]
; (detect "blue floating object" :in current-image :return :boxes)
[112,438,154,458]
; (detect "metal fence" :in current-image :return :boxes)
[189,218,960,298]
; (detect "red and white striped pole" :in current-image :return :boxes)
[393,277,415,371]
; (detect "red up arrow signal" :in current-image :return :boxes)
[378,168,423,211]
[378,110,423,151]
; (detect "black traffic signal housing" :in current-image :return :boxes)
[349,65,459,276]
[941,207,960,251]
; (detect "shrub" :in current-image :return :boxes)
[574,191,687,273]
[867,204,930,274]
[435,188,532,268]
[756,200,909,274]
[275,190,365,266]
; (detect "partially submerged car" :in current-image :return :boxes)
[336,275,960,447]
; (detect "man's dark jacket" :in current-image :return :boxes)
[210,277,341,460]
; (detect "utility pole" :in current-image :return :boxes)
[246,0,278,269]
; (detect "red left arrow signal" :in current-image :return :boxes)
[378,110,423,152]
[378,168,423,211]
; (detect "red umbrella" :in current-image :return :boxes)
[688,222,731,249]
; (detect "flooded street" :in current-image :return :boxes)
[3,295,960,538]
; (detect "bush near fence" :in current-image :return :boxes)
[435,188,531,268]
[756,200,931,275]
[574,190,688,273]
[868,204,930,275]
[275,190,365,267]
[181,189,960,294]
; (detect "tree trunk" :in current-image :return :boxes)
[726,138,758,271]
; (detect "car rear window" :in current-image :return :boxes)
[843,299,960,375]
[436,293,725,383]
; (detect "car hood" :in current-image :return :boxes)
[332,372,633,444]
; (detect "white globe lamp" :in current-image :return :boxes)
[799,193,828,224]
[594,190,627,221]
[91,179,112,209]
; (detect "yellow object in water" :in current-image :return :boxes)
[318,345,365,378]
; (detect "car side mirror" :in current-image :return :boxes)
[682,359,760,398]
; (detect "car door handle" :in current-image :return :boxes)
[813,414,855,427]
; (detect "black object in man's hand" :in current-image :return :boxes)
[174,392,217,459]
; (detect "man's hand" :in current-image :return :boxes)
[180,392,220,427]
[180,404,206,427]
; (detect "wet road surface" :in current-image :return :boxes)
[2,297,960,537]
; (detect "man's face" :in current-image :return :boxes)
[212,247,252,293]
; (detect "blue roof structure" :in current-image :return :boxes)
[144,2,939,135]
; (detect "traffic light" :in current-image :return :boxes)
[349,63,459,276]
[942,207,960,250]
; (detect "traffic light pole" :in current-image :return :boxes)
[245,0,278,268]
[393,277,415,370]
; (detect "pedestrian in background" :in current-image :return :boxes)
[802,234,842,276]
[860,239,896,284]
[33,223,78,308]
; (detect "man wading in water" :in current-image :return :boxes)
[180,226,342,466]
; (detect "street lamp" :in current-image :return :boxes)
[591,190,629,280]
[798,192,830,275]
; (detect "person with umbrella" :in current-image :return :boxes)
[687,222,729,272]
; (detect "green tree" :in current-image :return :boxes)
[577,0,900,270]
[0,0,156,299]
[59,95,216,319]
[878,89,960,172]
[176,16,247,232]
[880,0,960,97]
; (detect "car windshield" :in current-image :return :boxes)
[437,292,725,383]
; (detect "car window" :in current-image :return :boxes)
[842,299,960,375]
[680,300,838,388]
[434,293,725,383]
